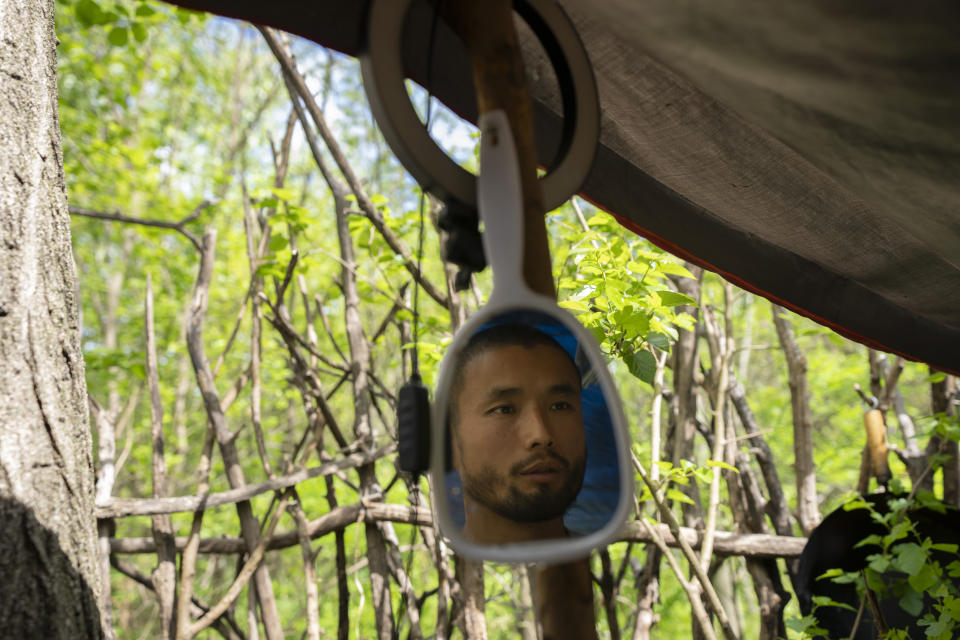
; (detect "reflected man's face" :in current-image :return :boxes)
[452,343,586,525]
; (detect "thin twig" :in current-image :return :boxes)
[145,274,177,639]
[189,491,293,637]
[260,26,448,309]
[637,517,718,640]
[289,492,321,640]
[111,555,245,640]
[176,426,215,640]
[186,228,284,640]
[633,452,739,640]
[69,200,211,252]
[96,444,396,518]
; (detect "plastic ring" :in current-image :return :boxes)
[361,0,599,212]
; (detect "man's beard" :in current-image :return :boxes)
[461,450,586,523]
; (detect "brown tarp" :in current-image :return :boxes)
[164,0,960,373]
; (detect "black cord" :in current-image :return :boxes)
[411,0,442,379]
[394,3,443,638]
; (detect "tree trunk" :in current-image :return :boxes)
[0,1,105,636]
[772,305,821,536]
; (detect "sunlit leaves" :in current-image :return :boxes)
[552,203,696,385]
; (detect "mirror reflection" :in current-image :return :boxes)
[443,310,622,546]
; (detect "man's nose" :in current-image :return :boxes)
[520,406,554,449]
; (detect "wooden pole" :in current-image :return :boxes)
[439,2,592,638]
[440,0,556,298]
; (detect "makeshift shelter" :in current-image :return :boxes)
[167,0,960,373]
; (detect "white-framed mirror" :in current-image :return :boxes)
[428,111,632,564]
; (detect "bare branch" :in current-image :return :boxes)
[289,493,321,640]
[110,502,807,559]
[772,304,821,536]
[145,274,177,639]
[259,26,448,309]
[96,444,396,518]
[69,200,212,252]
[632,453,738,640]
[110,555,245,640]
[185,228,284,640]
[636,517,718,640]
[189,492,292,637]
[175,427,215,640]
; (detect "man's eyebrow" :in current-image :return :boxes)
[482,386,522,402]
[479,382,579,403]
[548,383,579,396]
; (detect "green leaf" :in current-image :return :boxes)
[816,568,844,581]
[655,290,697,307]
[107,26,129,46]
[925,371,947,384]
[868,555,890,573]
[75,0,109,26]
[135,4,156,17]
[707,460,739,473]
[268,234,288,252]
[558,299,589,313]
[909,563,939,593]
[656,261,695,279]
[585,213,607,228]
[942,595,960,622]
[892,542,926,574]
[946,560,960,578]
[843,497,870,511]
[175,7,200,23]
[646,332,670,351]
[624,349,656,384]
[811,595,858,612]
[270,187,297,201]
[885,522,911,547]
[784,614,817,633]
[897,588,924,617]
[853,534,883,549]
[666,488,694,505]
[131,22,148,43]
[931,543,959,554]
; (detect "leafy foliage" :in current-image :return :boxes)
[54,2,959,639]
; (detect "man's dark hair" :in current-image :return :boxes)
[448,323,581,427]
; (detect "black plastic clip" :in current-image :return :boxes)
[437,199,486,291]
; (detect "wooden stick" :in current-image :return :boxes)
[772,304,821,536]
[189,492,292,637]
[175,427,215,640]
[260,26,448,309]
[96,444,396,518]
[145,274,177,639]
[110,501,807,558]
[289,493,321,640]
[69,201,210,252]
[186,229,284,640]
[439,0,554,296]
[633,454,739,640]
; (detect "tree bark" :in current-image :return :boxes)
[0,1,104,636]
[772,305,821,536]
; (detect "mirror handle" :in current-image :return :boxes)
[478,110,527,299]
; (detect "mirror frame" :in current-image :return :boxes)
[429,111,633,564]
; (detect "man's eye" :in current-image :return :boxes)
[487,405,515,415]
[550,401,573,411]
